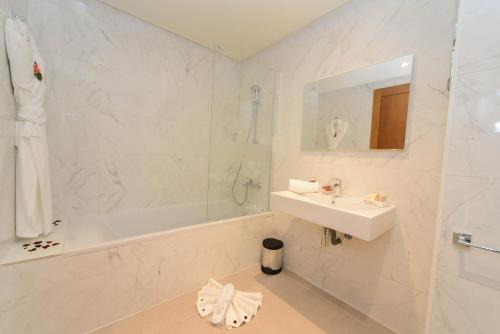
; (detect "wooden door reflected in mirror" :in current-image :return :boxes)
[370,83,410,149]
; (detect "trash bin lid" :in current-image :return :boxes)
[262,238,284,250]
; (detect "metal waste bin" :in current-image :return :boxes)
[261,238,283,275]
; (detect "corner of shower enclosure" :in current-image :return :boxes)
[206,46,278,222]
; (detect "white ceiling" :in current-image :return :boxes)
[100,0,350,60]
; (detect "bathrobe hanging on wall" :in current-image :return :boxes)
[5,17,53,238]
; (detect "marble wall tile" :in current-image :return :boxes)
[430,270,500,334]
[206,53,242,219]
[0,120,15,242]
[0,214,276,334]
[0,13,15,120]
[241,0,458,332]
[446,68,500,178]
[453,0,500,75]
[0,6,17,241]
[50,150,100,218]
[428,1,500,332]
[436,176,500,280]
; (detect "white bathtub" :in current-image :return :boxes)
[0,201,270,265]
[65,203,205,253]
[64,203,270,256]
[1,209,276,334]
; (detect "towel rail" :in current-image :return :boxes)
[453,232,500,254]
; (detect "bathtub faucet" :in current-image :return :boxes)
[244,178,262,189]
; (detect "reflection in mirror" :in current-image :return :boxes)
[301,55,413,151]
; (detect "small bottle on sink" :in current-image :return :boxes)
[322,184,333,194]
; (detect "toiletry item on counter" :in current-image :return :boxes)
[321,178,342,195]
[289,179,320,194]
[322,184,333,194]
[364,192,389,207]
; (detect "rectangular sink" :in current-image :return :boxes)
[270,191,396,241]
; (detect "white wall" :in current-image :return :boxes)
[242,0,457,332]
[427,0,500,332]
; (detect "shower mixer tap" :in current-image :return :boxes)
[244,178,262,189]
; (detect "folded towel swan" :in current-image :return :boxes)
[196,278,263,329]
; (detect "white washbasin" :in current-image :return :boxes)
[270,191,396,241]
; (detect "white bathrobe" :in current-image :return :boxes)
[5,18,53,238]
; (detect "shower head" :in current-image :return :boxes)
[250,85,261,104]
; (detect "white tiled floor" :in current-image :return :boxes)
[92,266,394,334]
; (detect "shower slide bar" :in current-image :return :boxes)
[453,232,500,254]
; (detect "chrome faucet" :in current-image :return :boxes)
[244,178,262,189]
[332,177,342,197]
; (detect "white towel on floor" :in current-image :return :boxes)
[196,278,263,329]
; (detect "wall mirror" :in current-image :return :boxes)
[301,55,414,151]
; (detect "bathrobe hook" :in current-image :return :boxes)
[11,10,27,21]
